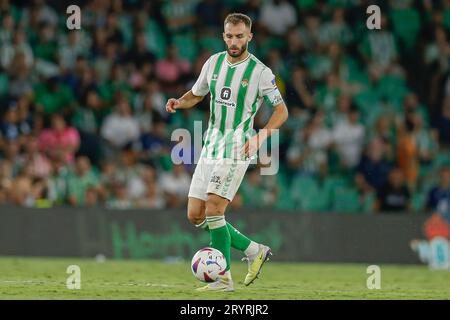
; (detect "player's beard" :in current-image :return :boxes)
[227,41,248,58]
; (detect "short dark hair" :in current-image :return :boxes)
[224,13,252,30]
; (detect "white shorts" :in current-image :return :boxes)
[188,157,251,201]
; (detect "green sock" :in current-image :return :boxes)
[226,222,251,251]
[197,220,252,252]
[206,216,231,271]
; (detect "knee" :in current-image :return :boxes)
[205,197,225,216]
[187,207,205,225]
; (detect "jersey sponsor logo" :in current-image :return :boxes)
[220,87,232,100]
[215,98,236,108]
[216,87,236,107]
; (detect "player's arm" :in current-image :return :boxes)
[259,102,288,140]
[166,90,205,113]
[243,102,288,158]
[243,70,289,158]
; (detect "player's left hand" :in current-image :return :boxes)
[241,134,263,159]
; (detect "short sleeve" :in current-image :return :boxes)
[259,68,284,107]
[191,56,211,97]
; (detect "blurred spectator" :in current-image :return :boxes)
[106,182,133,210]
[104,12,124,46]
[426,166,450,211]
[287,110,332,177]
[241,167,278,208]
[0,160,13,200]
[161,0,196,34]
[195,0,223,30]
[260,0,297,36]
[145,80,167,120]
[72,89,102,135]
[47,154,70,205]
[16,95,33,137]
[315,72,341,110]
[67,156,99,206]
[100,97,140,151]
[425,27,450,111]
[7,51,34,98]
[155,44,191,95]
[298,11,321,51]
[58,30,90,72]
[1,103,21,141]
[414,115,439,166]
[360,14,403,79]
[329,94,351,128]
[398,93,429,128]
[266,48,289,82]
[238,0,262,26]
[375,167,411,213]
[0,29,34,70]
[397,111,420,190]
[115,150,147,200]
[160,164,190,208]
[284,28,305,69]
[33,22,58,70]
[135,166,165,209]
[138,120,171,161]
[28,0,59,27]
[367,115,396,160]
[0,13,14,45]
[85,186,100,207]
[332,106,365,169]
[38,113,80,163]
[134,93,158,135]
[9,165,33,206]
[437,94,450,148]
[23,136,52,179]
[99,161,117,200]
[74,66,98,105]
[355,138,392,194]
[2,139,23,170]
[123,31,156,69]
[29,177,52,208]
[319,8,353,46]
[34,77,75,114]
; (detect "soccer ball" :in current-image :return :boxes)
[191,247,227,282]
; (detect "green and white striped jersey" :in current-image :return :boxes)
[192,51,284,160]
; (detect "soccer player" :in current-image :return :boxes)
[165,13,288,292]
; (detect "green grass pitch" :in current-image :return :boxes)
[0,257,449,299]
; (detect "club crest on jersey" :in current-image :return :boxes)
[212,74,218,81]
[220,87,232,100]
[241,79,248,87]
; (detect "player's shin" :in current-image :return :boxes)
[206,216,231,271]
[196,220,259,255]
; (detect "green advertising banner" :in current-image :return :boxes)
[0,207,428,264]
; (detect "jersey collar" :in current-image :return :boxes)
[225,52,251,67]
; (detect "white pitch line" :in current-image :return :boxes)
[249,287,450,297]
[0,280,185,288]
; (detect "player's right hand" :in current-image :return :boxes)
[166,98,180,113]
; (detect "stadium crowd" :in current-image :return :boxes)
[0,0,450,213]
